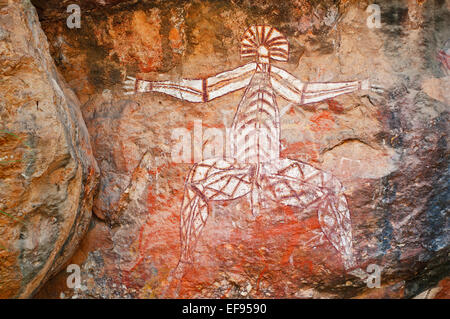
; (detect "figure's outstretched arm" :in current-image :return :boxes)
[123,62,256,103]
[270,65,380,105]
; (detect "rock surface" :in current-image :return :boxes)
[24,0,450,298]
[0,0,99,298]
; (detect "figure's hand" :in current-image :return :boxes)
[123,76,137,95]
[361,79,384,94]
[361,78,370,91]
[361,79,385,106]
[370,83,384,94]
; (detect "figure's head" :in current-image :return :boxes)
[241,25,289,64]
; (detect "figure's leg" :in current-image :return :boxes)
[179,177,209,264]
[250,164,263,217]
[317,189,354,269]
[167,169,208,296]
[250,185,261,217]
[167,158,254,296]
[261,159,355,270]
[168,178,208,295]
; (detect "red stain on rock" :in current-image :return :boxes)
[281,141,321,162]
[169,27,183,50]
[327,99,345,113]
[434,278,450,299]
[310,111,335,132]
[163,196,345,298]
[146,186,157,214]
[139,58,157,73]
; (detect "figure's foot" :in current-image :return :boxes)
[343,256,357,272]
[348,267,368,280]
[250,187,261,218]
[251,203,260,218]
[302,229,327,248]
[161,260,191,298]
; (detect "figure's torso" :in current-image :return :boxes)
[231,65,280,165]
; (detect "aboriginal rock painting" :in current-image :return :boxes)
[123,25,377,293]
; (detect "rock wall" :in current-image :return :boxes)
[0,0,99,298]
[2,0,448,298]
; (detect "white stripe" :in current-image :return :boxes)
[208,62,256,85]
[271,78,300,102]
[270,66,304,91]
[303,88,356,104]
[153,87,203,102]
[305,81,358,92]
[208,77,253,100]
[304,85,358,97]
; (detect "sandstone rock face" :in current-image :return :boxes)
[30,0,449,298]
[0,0,99,298]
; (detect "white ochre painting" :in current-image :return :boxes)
[124,25,379,293]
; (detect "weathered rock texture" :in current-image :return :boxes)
[0,0,99,298]
[27,0,450,298]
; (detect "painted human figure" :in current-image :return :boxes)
[124,25,379,291]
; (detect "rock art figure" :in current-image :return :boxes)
[124,25,381,293]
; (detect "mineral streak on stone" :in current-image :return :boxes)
[2,0,448,298]
[0,0,99,298]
